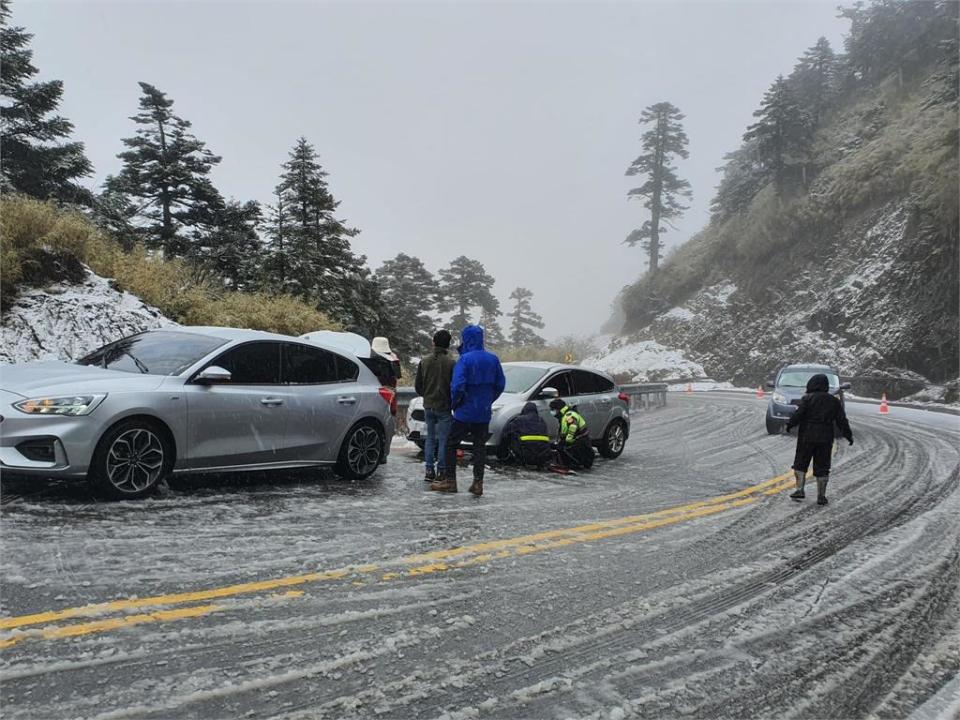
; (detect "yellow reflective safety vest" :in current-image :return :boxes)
[558,406,588,445]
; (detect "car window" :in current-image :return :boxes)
[542,371,573,397]
[336,355,360,382]
[572,370,613,395]
[208,342,282,384]
[78,331,228,376]
[503,365,549,394]
[282,343,340,384]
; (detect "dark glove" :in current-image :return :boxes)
[847,437,854,446]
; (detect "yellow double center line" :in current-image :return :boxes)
[0,470,796,650]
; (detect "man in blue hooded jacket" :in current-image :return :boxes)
[430,324,505,497]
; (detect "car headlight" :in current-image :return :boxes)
[772,392,787,404]
[491,404,504,413]
[13,394,106,416]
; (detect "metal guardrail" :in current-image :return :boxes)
[618,383,668,411]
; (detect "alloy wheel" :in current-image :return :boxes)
[608,423,626,454]
[106,428,165,493]
[347,426,381,476]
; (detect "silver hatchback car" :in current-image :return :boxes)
[0,327,396,499]
[407,361,631,459]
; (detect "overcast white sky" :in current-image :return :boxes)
[17,0,848,340]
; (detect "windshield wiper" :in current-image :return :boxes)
[123,351,150,374]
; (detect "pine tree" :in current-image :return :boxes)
[508,286,546,347]
[479,306,507,349]
[197,200,263,291]
[790,37,838,127]
[437,255,500,333]
[710,142,766,220]
[624,102,691,274]
[261,185,292,294]
[0,0,91,202]
[743,76,811,196]
[105,82,223,258]
[374,253,437,356]
[275,137,365,314]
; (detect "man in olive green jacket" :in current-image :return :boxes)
[414,330,457,482]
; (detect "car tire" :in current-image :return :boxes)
[335,421,384,481]
[88,418,173,500]
[765,414,782,435]
[599,419,628,459]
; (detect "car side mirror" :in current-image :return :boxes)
[196,366,232,384]
[538,386,559,399]
[839,382,852,391]
[765,381,775,388]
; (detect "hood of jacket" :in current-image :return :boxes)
[521,401,538,416]
[460,325,485,354]
[806,373,830,393]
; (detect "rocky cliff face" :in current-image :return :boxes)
[0,268,174,365]
[608,17,958,402]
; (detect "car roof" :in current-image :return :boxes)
[503,361,613,378]
[151,326,354,357]
[779,364,838,372]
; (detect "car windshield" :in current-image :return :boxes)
[502,365,548,394]
[77,331,228,376]
[778,371,840,388]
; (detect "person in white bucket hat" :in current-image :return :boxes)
[371,337,401,388]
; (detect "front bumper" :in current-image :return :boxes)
[768,402,798,421]
[0,403,98,478]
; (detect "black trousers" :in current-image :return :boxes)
[557,436,595,469]
[445,420,489,481]
[793,441,832,477]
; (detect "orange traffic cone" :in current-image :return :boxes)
[879,393,889,415]
[756,385,765,399]
[686,383,693,395]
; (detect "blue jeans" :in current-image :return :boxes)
[424,409,452,471]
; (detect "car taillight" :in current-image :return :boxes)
[618,392,630,406]
[378,387,397,416]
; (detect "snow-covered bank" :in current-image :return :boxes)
[581,338,707,383]
[0,269,174,365]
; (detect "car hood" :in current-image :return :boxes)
[0,361,168,398]
[492,392,525,409]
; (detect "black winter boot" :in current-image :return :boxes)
[424,466,436,482]
[790,470,806,500]
[816,476,829,505]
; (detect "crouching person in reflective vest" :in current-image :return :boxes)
[549,398,594,470]
[502,402,554,469]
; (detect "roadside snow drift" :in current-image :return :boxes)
[0,269,174,365]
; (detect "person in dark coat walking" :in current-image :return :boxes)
[502,402,553,469]
[430,325,505,497]
[786,373,853,505]
[414,330,457,482]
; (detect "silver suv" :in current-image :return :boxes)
[407,361,631,459]
[0,327,397,499]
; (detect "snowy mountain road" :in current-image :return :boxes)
[1,393,957,719]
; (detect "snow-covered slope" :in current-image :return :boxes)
[582,338,706,383]
[0,269,174,365]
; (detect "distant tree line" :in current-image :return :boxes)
[0,0,548,353]
[623,0,958,275]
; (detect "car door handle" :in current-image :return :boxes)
[260,397,284,407]
[337,396,358,405]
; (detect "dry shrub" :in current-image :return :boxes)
[182,292,339,336]
[0,195,340,336]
